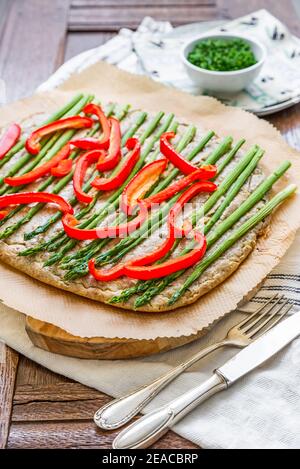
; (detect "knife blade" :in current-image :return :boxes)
[217,308,300,384]
[113,310,300,449]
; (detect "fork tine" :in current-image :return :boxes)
[235,294,279,329]
[247,299,290,338]
[254,303,293,339]
[240,294,284,333]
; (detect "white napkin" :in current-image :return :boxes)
[1,293,300,449]
[1,233,300,449]
[39,10,300,112]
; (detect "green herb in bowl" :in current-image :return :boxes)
[188,38,257,72]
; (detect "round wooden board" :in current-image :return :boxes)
[25,316,207,359]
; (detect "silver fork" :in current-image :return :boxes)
[94,294,292,430]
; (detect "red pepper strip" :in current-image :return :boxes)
[70,137,103,151]
[73,149,105,204]
[0,124,21,159]
[0,192,73,215]
[168,181,217,238]
[5,144,71,186]
[161,131,208,175]
[88,181,216,282]
[0,209,9,220]
[72,103,110,151]
[62,201,148,241]
[96,117,121,172]
[51,159,73,177]
[143,167,217,209]
[122,231,207,280]
[121,159,168,216]
[91,138,140,191]
[88,262,127,281]
[25,116,93,155]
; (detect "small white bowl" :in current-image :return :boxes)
[181,33,266,94]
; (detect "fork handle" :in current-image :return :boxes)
[94,339,228,430]
[113,373,227,449]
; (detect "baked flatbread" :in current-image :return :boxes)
[0,107,268,312]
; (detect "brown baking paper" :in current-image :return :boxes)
[0,61,299,340]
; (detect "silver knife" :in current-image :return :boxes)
[113,309,300,449]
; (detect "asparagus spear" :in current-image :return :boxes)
[60,115,179,267]
[22,108,145,242]
[110,140,256,304]
[43,111,168,266]
[0,93,84,170]
[63,133,232,280]
[19,110,149,256]
[0,95,93,232]
[0,94,93,192]
[61,124,202,272]
[0,104,129,239]
[90,135,233,269]
[134,161,291,308]
[168,183,296,306]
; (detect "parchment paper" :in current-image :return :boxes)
[0,61,299,340]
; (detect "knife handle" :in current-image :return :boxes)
[94,341,227,430]
[113,372,227,449]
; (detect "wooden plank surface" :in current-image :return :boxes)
[72,0,216,5]
[0,0,70,101]
[0,345,19,448]
[68,5,218,31]
[0,0,300,450]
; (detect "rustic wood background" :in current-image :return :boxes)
[0,0,300,449]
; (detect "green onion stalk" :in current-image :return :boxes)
[63,134,233,281]
[0,103,130,239]
[134,160,291,308]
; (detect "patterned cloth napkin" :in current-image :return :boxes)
[39,9,300,112]
[1,9,299,449]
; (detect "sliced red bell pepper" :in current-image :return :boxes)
[5,144,71,186]
[62,201,148,240]
[70,104,111,151]
[88,181,216,282]
[121,159,168,216]
[0,124,21,160]
[0,192,73,214]
[0,209,9,220]
[73,149,104,204]
[51,159,73,177]
[161,131,208,175]
[122,231,207,280]
[91,137,140,191]
[70,137,102,151]
[96,117,121,172]
[25,116,93,155]
[168,181,217,237]
[88,230,176,281]
[143,167,217,209]
[88,262,126,281]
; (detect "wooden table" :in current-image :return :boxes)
[0,0,299,449]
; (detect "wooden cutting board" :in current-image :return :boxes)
[25,316,206,359]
